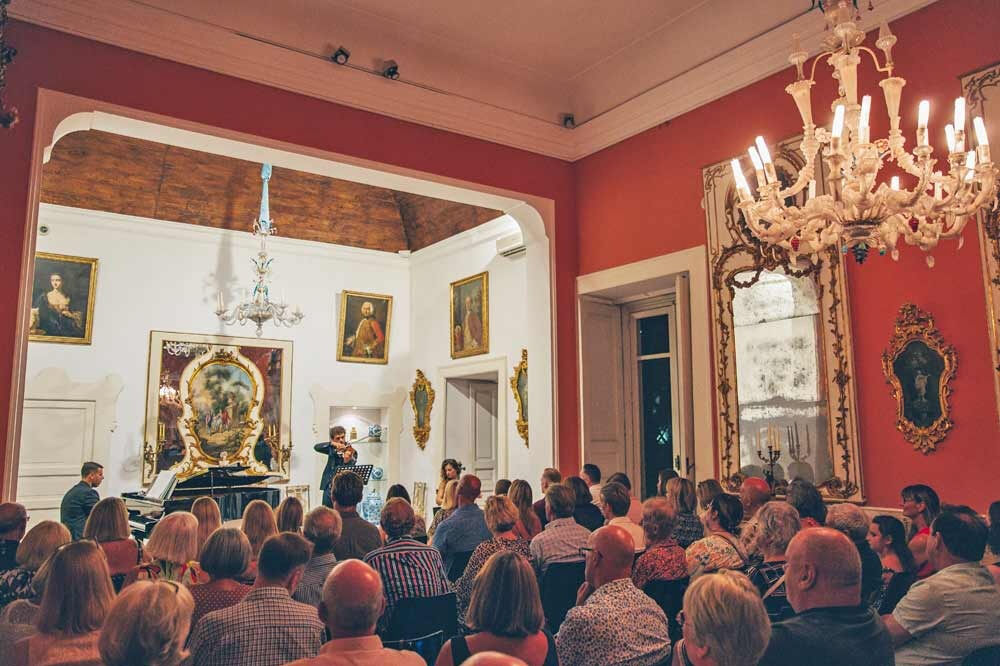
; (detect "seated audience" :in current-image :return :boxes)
[12,540,114,666]
[745,501,800,622]
[286,559,423,666]
[494,479,512,496]
[737,477,771,560]
[332,470,383,561]
[432,474,492,573]
[758,528,893,666]
[867,515,917,614]
[456,495,531,621]
[581,463,602,506]
[509,479,543,539]
[606,472,642,524]
[685,493,746,575]
[656,469,679,496]
[665,477,704,548]
[192,496,222,556]
[671,570,771,666]
[99,580,195,666]
[187,532,324,666]
[883,505,1000,666]
[0,549,52,663]
[131,510,202,585]
[556,525,669,666]
[439,552,557,666]
[190,528,252,626]
[294,506,343,607]
[83,497,144,591]
[276,496,305,533]
[0,520,70,609]
[564,476,604,532]
[386,484,427,539]
[532,468,563,529]
[601,482,645,551]
[529,484,590,575]
[900,483,940,579]
[428,479,459,539]
[242,499,279,579]
[632,497,686,589]
[827,503,883,606]
[695,479,724,515]
[364,498,451,632]
[988,501,1000,587]
[436,458,463,507]
[0,502,28,573]
[785,478,827,528]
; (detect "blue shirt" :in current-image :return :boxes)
[430,503,491,572]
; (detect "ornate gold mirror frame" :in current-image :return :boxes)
[510,348,528,447]
[410,369,435,450]
[703,135,864,501]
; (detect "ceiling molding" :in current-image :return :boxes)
[13,0,936,162]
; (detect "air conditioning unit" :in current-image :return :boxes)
[496,231,525,258]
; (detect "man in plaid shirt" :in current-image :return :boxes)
[187,532,325,666]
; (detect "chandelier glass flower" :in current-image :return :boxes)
[731,0,998,265]
[215,164,304,336]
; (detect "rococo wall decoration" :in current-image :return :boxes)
[0,0,18,129]
[510,349,528,447]
[881,304,957,454]
[409,369,435,450]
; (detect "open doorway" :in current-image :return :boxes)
[445,374,498,495]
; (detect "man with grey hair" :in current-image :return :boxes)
[294,507,343,607]
[285,559,423,665]
[0,502,28,573]
[530,483,590,575]
[826,503,882,606]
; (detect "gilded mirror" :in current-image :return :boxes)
[410,369,435,450]
[510,348,528,446]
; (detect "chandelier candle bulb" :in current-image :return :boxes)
[934,182,943,200]
[808,180,817,200]
[755,136,777,183]
[831,105,845,152]
[891,176,900,191]
[917,100,929,147]
[859,95,872,144]
[731,159,752,202]
[945,124,957,154]
[748,147,766,188]
[974,116,991,162]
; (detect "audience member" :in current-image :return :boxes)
[386,484,427,539]
[494,479,512,495]
[99,580,195,666]
[190,528,252,626]
[988,501,1000,587]
[0,520,70,609]
[785,478,827,528]
[606,472,642,523]
[564,476,604,531]
[84,497,144,593]
[632,497,686,589]
[581,463,602,505]
[132,510,202,584]
[192,497,222,557]
[556,525,669,666]
[364,498,451,632]
[509,479,543,539]
[671,570,770,666]
[464,653,529,666]
[0,503,28,573]
[737,477,771,560]
[277,496,305,533]
[695,479,724,515]
[12,540,114,666]
[827,503,883,606]
[900,483,940,579]
[187,532,324,666]
[428,479,459,539]
[242,499,279,579]
[436,458,463,506]
[867,515,917,614]
[456,495,531,621]
[60,461,103,540]
[745,501,800,622]
[758,528,893,666]
[532,468,563,528]
[439,552,557,666]
[286,559,423,666]
[529,484,590,575]
[331,470,382,561]
[665,477,704,548]
[883,505,1000,665]
[601,482,645,551]
[432,474,492,573]
[656,469,679,497]
[685,493,746,575]
[294,506,343,607]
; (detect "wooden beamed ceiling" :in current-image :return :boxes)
[40,130,504,252]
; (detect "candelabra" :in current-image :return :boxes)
[755,424,783,490]
[262,423,293,477]
[786,423,813,463]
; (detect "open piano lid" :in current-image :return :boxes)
[174,465,280,492]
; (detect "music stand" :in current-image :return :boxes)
[339,464,374,485]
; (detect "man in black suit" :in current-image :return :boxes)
[60,461,103,540]
[314,426,355,508]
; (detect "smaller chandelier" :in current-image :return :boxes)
[731,0,998,266]
[215,164,304,336]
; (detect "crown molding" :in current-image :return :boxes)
[13,0,936,162]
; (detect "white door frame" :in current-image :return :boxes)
[438,357,509,482]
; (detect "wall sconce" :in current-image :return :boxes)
[382,59,400,80]
[561,113,576,129]
[331,46,350,65]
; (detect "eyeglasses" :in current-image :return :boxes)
[676,609,686,628]
[577,546,595,558]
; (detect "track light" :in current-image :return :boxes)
[331,46,350,65]
[382,60,400,80]
[561,114,576,129]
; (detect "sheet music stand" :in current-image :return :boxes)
[339,464,374,485]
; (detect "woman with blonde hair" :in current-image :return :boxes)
[437,551,556,666]
[427,479,459,539]
[666,477,704,548]
[99,580,195,666]
[0,520,70,609]
[191,497,222,556]
[12,540,114,666]
[241,499,278,580]
[695,479,725,514]
[275,496,304,533]
[508,479,542,539]
[84,497,145,591]
[129,511,202,585]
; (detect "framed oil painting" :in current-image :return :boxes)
[451,271,489,358]
[29,252,98,344]
[337,290,392,364]
[143,331,293,485]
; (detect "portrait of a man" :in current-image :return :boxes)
[29,252,98,344]
[337,291,393,364]
[451,272,489,359]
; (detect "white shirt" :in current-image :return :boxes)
[588,483,602,506]
[608,516,645,552]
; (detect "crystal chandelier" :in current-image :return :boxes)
[731,1,998,266]
[215,164,304,336]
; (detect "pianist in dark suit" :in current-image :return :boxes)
[59,461,103,540]
[314,426,356,508]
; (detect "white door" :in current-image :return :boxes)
[445,378,498,495]
[579,297,626,479]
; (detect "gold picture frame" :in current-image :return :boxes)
[409,369,435,450]
[450,271,489,359]
[337,290,393,364]
[29,252,98,345]
[510,348,528,447]
[881,304,957,454]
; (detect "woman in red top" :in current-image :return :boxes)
[188,528,251,627]
[83,497,145,592]
[633,497,687,589]
[901,484,940,579]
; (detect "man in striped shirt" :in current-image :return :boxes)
[363,498,452,632]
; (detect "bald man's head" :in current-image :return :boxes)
[585,525,635,588]
[320,559,384,637]
[784,527,861,612]
[740,478,772,514]
[457,474,482,503]
[463,652,529,666]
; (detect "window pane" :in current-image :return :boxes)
[638,315,669,356]
[640,357,673,499]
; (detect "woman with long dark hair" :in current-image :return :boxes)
[986,501,999,587]
[435,459,463,506]
[867,515,917,613]
[685,494,746,575]
[900,484,940,579]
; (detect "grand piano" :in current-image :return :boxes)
[123,466,280,539]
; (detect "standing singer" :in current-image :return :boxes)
[314,426,357,508]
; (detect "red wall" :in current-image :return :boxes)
[575,0,1000,511]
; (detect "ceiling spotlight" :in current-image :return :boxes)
[561,114,576,129]
[382,60,400,80]
[331,46,350,65]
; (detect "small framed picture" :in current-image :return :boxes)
[450,272,489,359]
[29,252,98,345]
[337,290,393,364]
